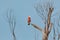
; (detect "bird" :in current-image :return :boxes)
[27,16,31,25]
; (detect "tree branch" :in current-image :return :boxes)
[49,22,53,33]
[31,23,43,32]
[6,9,16,40]
[47,8,54,28]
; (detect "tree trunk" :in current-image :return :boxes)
[42,35,48,40]
[42,29,49,40]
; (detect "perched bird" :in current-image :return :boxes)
[27,16,31,25]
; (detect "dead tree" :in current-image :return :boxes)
[28,1,54,40]
[6,9,16,40]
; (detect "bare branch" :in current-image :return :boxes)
[6,9,16,40]
[47,7,54,29]
[13,31,16,40]
[34,3,47,24]
[31,23,43,32]
[49,22,53,33]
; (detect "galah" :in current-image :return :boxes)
[27,16,31,25]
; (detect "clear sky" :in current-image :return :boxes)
[0,0,60,40]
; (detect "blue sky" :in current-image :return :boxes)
[0,0,60,40]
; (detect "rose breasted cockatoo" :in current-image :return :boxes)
[27,16,31,25]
